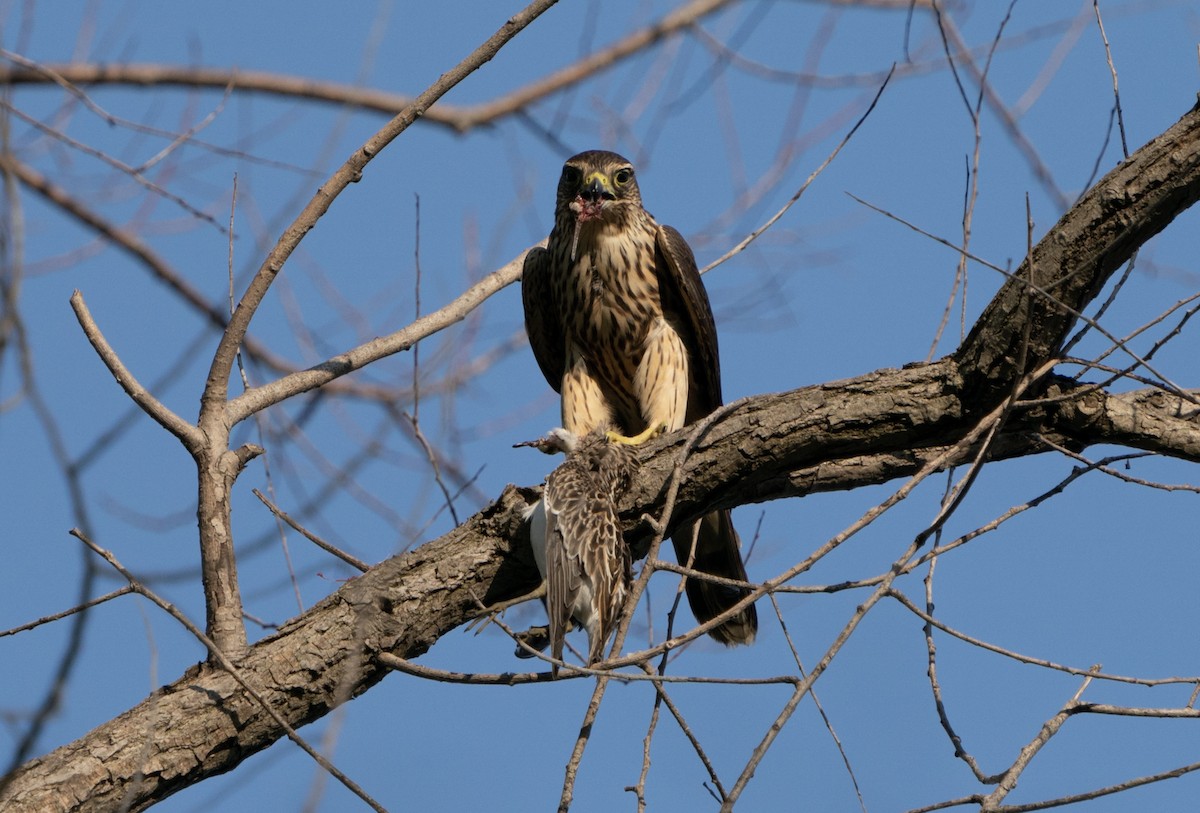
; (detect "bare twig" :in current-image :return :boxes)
[932,8,1070,209]
[0,97,226,230]
[770,593,867,812]
[992,758,1200,812]
[700,64,894,275]
[0,0,734,134]
[70,529,389,813]
[378,650,795,688]
[0,587,134,637]
[629,660,728,805]
[980,670,1099,810]
[719,367,1055,809]
[1092,0,1128,158]
[203,0,560,408]
[848,193,1198,406]
[890,589,1200,688]
[225,243,539,424]
[252,489,371,573]
[68,290,200,448]
[0,153,297,373]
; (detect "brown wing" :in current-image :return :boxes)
[657,226,759,646]
[655,225,723,421]
[521,245,565,393]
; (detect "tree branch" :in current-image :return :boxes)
[956,99,1200,391]
[224,243,537,425]
[202,0,559,408]
[68,291,201,450]
[0,0,736,134]
[2,372,1195,811]
[4,55,1198,813]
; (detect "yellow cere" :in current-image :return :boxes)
[583,171,612,190]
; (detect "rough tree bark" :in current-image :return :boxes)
[2,100,1198,813]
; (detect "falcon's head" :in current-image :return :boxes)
[555,150,643,226]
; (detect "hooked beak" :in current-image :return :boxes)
[568,171,615,257]
[579,172,614,202]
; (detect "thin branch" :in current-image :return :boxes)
[0,0,734,134]
[252,489,370,573]
[993,758,1200,812]
[981,672,1099,811]
[0,152,297,373]
[203,0,560,409]
[0,587,134,637]
[379,652,557,685]
[0,97,226,230]
[700,63,894,275]
[225,243,538,425]
[849,192,1198,406]
[1092,0,1128,158]
[631,661,728,803]
[932,9,1070,209]
[890,589,1200,688]
[770,593,867,811]
[70,529,389,813]
[1035,437,1200,494]
[463,0,739,130]
[378,651,795,687]
[720,367,1055,809]
[922,556,993,783]
[68,290,201,449]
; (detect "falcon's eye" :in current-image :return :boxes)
[613,167,634,186]
[561,166,583,187]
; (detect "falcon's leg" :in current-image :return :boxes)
[561,350,613,436]
[608,317,688,446]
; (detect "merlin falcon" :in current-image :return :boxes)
[521,150,757,646]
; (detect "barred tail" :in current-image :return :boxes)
[671,509,757,646]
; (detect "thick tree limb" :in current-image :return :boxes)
[956,98,1200,391]
[0,488,535,813]
[1,375,1196,812]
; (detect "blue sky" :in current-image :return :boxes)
[3,1,1199,810]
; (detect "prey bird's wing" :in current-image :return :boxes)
[542,477,580,664]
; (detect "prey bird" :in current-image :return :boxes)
[522,150,757,645]
[521,428,638,672]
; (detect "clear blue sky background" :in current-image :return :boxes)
[3,1,1199,811]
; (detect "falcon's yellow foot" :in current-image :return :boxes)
[605,423,665,446]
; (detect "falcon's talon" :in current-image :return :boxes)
[605,423,663,446]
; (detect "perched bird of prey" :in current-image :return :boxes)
[522,150,757,646]
[521,428,639,671]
